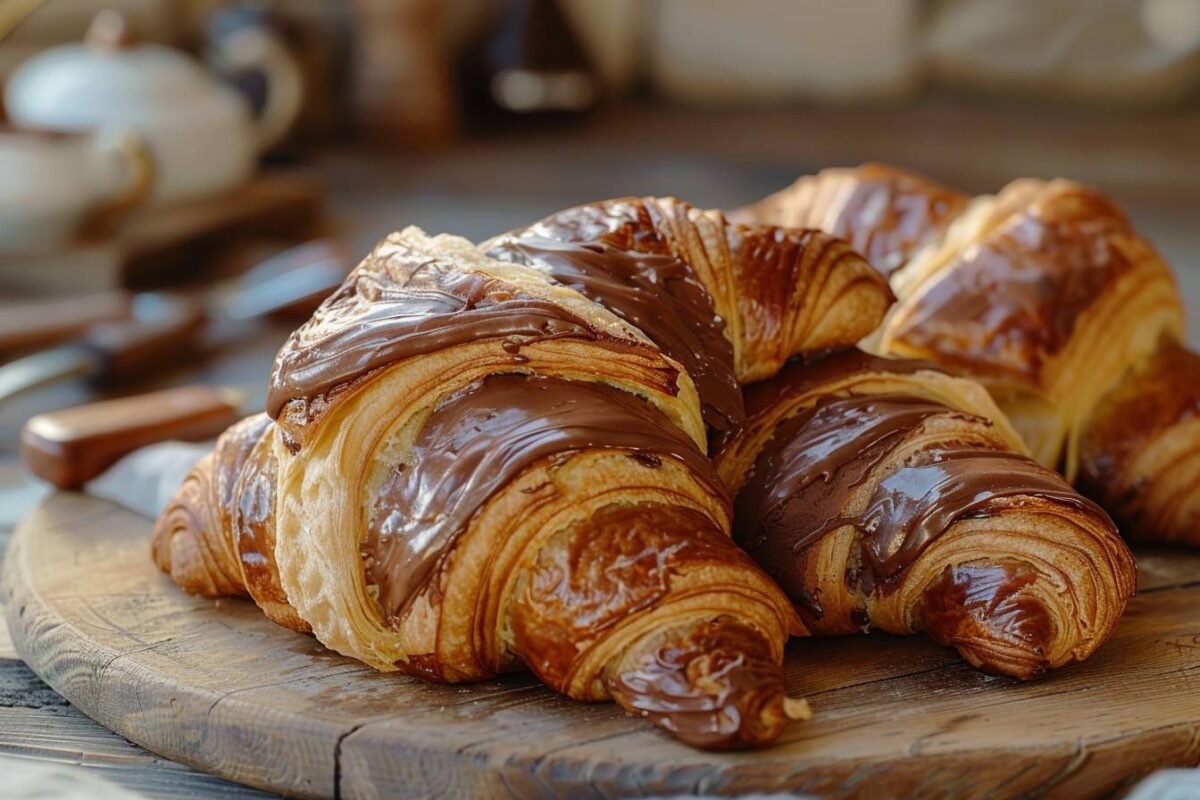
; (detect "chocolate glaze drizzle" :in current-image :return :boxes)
[890,187,1136,382]
[816,163,969,278]
[267,250,643,419]
[921,561,1053,675]
[605,615,794,750]
[709,347,945,455]
[515,197,664,251]
[734,393,1101,605]
[488,237,743,434]
[362,374,726,622]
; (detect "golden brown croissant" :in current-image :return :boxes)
[715,348,1136,679]
[1077,343,1200,543]
[153,204,892,749]
[736,163,1195,545]
[153,412,306,633]
[731,163,971,282]
[485,195,896,411]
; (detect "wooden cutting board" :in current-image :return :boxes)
[6,492,1200,799]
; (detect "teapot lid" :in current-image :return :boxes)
[4,11,233,130]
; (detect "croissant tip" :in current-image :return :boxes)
[783,696,811,722]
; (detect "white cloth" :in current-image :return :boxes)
[84,440,212,519]
[0,755,146,800]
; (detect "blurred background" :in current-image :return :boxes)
[0,0,1199,484]
[0,0,1190,455]
[0,1,1198,793]
[2,0,1199,499]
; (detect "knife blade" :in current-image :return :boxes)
[85,439,214,519]
[0,239,348,404]
[0,294,207,403]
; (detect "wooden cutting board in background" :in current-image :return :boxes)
[0,173,322,295]
[6,491,1200,800]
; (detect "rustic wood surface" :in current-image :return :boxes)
[5,491,1200,800]
[0,491,271,799]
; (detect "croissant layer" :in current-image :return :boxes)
[1078,343,1200,543]
[717,349,1134,679]
[151,211,899,748]
[738,162,1194,545]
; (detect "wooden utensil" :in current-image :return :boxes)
[20,385,241,489]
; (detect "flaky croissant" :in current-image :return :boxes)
[715,348,1136,679]
[154,202,892,749]
[736,163,1197,545]
[484,195,896,425]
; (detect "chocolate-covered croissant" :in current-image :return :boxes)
[735,164,1197,545]
[715,349,1136,679]
[153,201,893,749]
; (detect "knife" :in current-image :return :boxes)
[0,290,133,354]
[0,239,347,404]
[19,384,265,519]
[21,384,245,490]
[84,439,214,519]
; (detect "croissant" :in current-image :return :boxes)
[715,348,1136,679]
[735,163,1197,545]
[153,201,893,749]
[152,412,304,633]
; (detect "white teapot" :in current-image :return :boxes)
[0,124,151,254]
[4,10,303,205]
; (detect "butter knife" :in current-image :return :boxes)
[0,239,347,404]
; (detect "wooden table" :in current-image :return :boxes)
[2,99,1199,798]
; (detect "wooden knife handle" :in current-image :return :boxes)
[0,291,133,354]
[21,385,242,490]
[83,296,208,383]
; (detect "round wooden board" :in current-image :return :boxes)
[6,492,1200,799]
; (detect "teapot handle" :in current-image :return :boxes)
[212,24,304,155]
[92,126,154,217]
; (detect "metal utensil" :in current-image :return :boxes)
[0,239,346,404]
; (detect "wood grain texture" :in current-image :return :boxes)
[0,501,277,799]
[0,697,274,799]
[6,491,1200,800]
